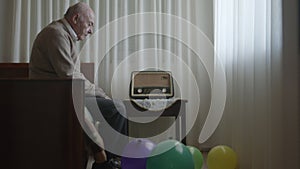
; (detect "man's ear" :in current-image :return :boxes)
[72,14,79,24]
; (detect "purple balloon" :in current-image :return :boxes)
[121,139,156,169]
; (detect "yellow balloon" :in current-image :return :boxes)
[207,145,237,169]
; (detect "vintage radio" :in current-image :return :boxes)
[130,71,174,99]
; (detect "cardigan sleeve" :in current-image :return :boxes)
[73,59,111,99]
[47,30,75,78]
[47,30,110,98]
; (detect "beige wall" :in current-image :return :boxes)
[282,0,299,168]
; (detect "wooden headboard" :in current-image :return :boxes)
[0,63,94,82]
[0,63,28,78]
[0,79,85,169]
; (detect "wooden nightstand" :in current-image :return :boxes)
[123,99,187,144]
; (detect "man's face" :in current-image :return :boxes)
[74,11,94,41]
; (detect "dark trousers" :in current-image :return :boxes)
[85,96,128,160]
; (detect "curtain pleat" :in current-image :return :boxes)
[11,0,21,61]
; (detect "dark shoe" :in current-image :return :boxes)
[92,158,121,169]
[108,158,121,168]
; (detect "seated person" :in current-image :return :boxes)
[29,2,127,169]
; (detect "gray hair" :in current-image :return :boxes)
[64,2,91,19]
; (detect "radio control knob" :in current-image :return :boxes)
[137,88,143,93]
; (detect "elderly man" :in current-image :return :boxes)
[30,2,126,169]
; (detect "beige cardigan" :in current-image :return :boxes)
[29,19,109,98]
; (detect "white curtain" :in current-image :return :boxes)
[6,0,298,168]
[212,0,299,169]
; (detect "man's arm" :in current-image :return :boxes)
[73,59,111,99]
[47,30,76,78]
[47,30,110,98]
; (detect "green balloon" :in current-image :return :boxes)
[146,140,194,169]
[186,146,204,169]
